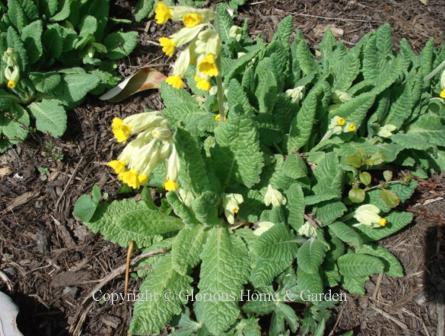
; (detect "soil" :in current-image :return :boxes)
[0,0,444,335]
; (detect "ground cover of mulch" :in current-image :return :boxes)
[0,0,444,335]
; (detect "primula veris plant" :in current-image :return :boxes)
[0,0,138,152]
[74,3,445,335]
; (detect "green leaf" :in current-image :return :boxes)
[334,92,375,127]
[135,0,155,22]
[362,35,378,80]
[84,199,182,248]
[332,49,360,91]
[272,16,293,45]
[42,24,64,59]
[104,31,138,60]
[328,222,363,248]
[20,0,39,21]
[29,72,62,93]
[51,0,72,21]
[214,112,264,188]
[21,20,43,64]
[288,83,324,151]
[7,0,26,32]
[175,128,213,195]
[1,105,29,144]
[392,113,445,150]
[53,71,100,106]
[243,299,275,316]
[295,39,317,75]
[7,27,28,71]
[296,268,324,297]
[191,192,220,225]
[118,208,183,236]
[195,227,250,335]
[161,83,212,135]
[227,79,255,115]
[286,183,305,232]
[78,15,97,38]
[172,225,207,275]
[312,152,343,198]
[354,211,413,241]
[356,245,404,277]
[337,253,385,278]
[44,0,59,16]
[342,275,368,295]
[214,3,233,43]
[315,201,347,226]
[29,99,67,137]
[232,318,262,336]
[73,194,99,222]
[297,239,327,274]
[250,224,298,287]
[375,24,392,56]
[255,57,278,113]
[130,255,192,334]
[380,189,400,209]
[166,192,199,225]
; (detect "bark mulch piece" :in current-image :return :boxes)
[0,0,444,335]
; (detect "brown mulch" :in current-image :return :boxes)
[0,0,444,335]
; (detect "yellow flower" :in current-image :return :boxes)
[345,122,357,133]
[159,37,176,56]
[138,174,149,186]
[112,118,132,143]
[107,160,127,174]
[183,13,203,27]
[7,79,16,89]
[166,75,185,89]
[378,218,387,227]
[198,54,219,77]
[214,114,222,121]
[155,1,172,24]
[164,179,178,191]
[120,169,147,189]
[336,117,346,126]
[194,75,211,91]
[440,89,445,99]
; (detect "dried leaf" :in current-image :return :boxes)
[99,67,166,102]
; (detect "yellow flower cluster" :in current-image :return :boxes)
[107,112,180,191]
[330,116,357,134]
[440,89,445,99]
[155,2,219,92]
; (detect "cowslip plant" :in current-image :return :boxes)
[74,3,445,335]
[0,0,138,152]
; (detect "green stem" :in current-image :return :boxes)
[424,60,445,82]
[216,75,225,117]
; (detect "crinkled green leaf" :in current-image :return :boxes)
[214,112,264,188]
[297,239,327,274]
[130,255,192,334]
[196,227,250,335]
[337,253,385,278]
[172,225,207,275]
[354,211,413,241]
[287,183,305,232]
[250,224,298,287]
[356,245,404,277]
